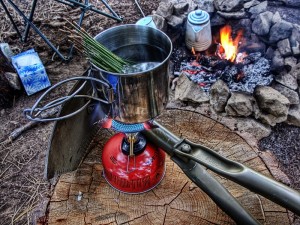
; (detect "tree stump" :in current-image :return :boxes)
[47,109,290,225]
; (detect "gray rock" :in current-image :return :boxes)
[289,25,300,56]
[236,118,271,140]
[254,110,288,126]
[286,105,300,127]
[284,56,297,71]
[175,74,209,103]
[210,14,226,27]
[4,72,22,90]
[156,2,174,19]
[288,63,300,80]
[254,86,290,117]
[272,83,299,105]
[277,38,292,57]
[269,21,293,43]
[152,14,167,32]
[209,79,230,112]
[225,92,254,117]
[272,11,282,24]
[185,0,198,12]
[281,0,300,7]
[265,47,275,60]
[249,1,268,15]
[217,10,246,19]
[0,109,5,117]
[233,19,252,37]
[271,50,285,71]
[167,15,184,28]
[195,0,215,13]
[291,41,300,56]
[244,0,260,9]
[275,72,298,90]
[254,86,290,126]
[173,2,189,16]
[214,0,244,12]
[252,11,273,36]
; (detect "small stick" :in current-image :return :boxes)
[0,164,12,179]
[2,150,10,163]
[6,159,21,170]
[0,108,58,146]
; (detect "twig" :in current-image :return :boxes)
[5,159,21,170]
[0,202,8,211]
[0,164,12,179]
[12,183,41,223]
[13,201,39,223]
[17,152,38,166]
[2,150,10,163]
[0,108,58,146]
[255,194,266,224]
[25,175,38,185]
[17,190,32,198]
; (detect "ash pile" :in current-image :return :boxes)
[176,52,273,93]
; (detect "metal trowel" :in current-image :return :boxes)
[45,71,108,179]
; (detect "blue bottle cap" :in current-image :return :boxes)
[188,10,209,25]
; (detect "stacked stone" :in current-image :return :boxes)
[150,0,300,128]
[209,0,300,127]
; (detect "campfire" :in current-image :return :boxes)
[217,25,244,62]
[175,25,273,93]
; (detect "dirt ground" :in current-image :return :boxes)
[0,0,299,225]
[0,1,160,224]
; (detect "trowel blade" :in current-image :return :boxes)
[45,70,109,179]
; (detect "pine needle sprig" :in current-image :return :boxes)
[65,20,130,73]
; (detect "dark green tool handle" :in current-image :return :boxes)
[143,121,300,217]
[172,157,260,225]
[143,124,260,225]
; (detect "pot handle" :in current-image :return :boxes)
[24,69,114,122]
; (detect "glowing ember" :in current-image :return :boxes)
[219,25,243,62]
[236,52,248,64]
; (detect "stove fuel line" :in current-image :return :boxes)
[142,121,300,225]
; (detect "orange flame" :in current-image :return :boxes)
[220,25,243,62]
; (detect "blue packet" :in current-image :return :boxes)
[12,49,51,95]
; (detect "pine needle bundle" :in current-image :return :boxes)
[66,21,130,73]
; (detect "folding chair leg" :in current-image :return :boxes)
[0,0,22,40]
[1,0,122,61]
[100,0,121,19]
[23,0,38,42]
[4,0,68,60]
[55,0,122,21]
[66,0,90,59]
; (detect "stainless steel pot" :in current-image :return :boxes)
[92,25,172,124]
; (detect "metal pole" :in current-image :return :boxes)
[23,0,38,42]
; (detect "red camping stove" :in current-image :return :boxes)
[102,121,166,194]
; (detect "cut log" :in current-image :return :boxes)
[47,109,290,225]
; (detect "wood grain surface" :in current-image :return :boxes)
[47,109,290,225]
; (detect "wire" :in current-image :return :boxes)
[23,72,113,122]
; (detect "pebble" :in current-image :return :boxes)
[0,109,5,117]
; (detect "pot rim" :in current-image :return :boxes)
[92,24,173,77]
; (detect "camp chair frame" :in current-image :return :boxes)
[0,0,122,61]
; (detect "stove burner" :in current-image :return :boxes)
[102,119,153,133]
